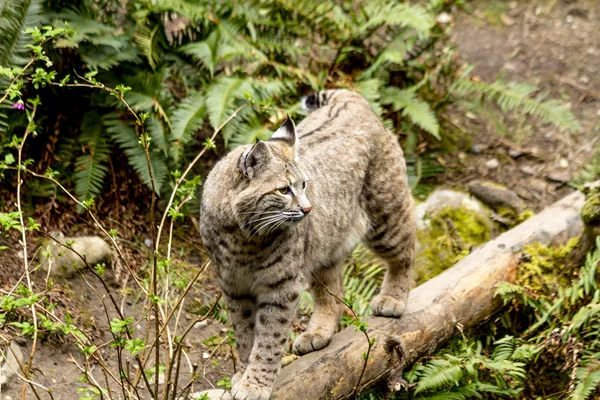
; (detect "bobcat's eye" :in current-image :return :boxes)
[278,186,293,196]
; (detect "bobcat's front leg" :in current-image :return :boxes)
[231,269,302,400]
[223,294,256,384]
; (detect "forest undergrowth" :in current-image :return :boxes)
[0,0,598,399]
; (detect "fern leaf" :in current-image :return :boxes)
[134,23,162,70]
[169,90,206,161]
[492,336,516,362]
[146,115,168,156]
[179,30,220,77]
[104,113,167,193]
[74,114,110,203]
[359,1,434,37]
[205,77,253,145]
[452,78,582,133]
[571,365,600,400]
[415,361,464,394]
[0,0,43,66]
[381,87,440,139]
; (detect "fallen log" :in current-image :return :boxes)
[272,189,587,400]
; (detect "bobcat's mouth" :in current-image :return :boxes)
[284,211,307,223]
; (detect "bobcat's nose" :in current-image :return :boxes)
[297,194,312,215]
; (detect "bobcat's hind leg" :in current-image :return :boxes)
[365,177,416,317]
[292,261,344,355]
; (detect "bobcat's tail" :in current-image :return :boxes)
[301,89,362,112]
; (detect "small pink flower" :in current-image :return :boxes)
[11,101,25,111]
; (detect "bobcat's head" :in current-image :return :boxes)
[232,117,311,237]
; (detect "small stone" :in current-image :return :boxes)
[500,14,515,26]
[535,6,542,15]
[194,320,208,329]
[579,75,590,85]
[436,12,452,24]
[485,159,500,170]
[530,179,548,193]
[559,158,569,169]
[465,111,477,120]
[202,352,210,359]
[520,166,535,175]
[472,143,487,154]
[144,238,153,248]
[547,170,572,183]
[566,15,574,24]
[508,149,523,158]
[588,47,595,55]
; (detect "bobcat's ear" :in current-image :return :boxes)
[269,116,298,159]
[239,141,272,179]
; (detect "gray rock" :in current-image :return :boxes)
[415,190,489,231]
[508,149,523,158]
[547,170,572,183]
[520,165,535,175]
[485,158,500,170]
[0,342,25,389]
[37,234,111,277]
[472,143,487,154]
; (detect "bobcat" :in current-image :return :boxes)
[199,89,416,400]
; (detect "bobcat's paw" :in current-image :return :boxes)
[231,377,271,400]
[371,294,406,317]
[292,331,332,355]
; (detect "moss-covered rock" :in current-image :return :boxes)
[415,203,492,285]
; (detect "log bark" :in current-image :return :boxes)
[272,190,586,400]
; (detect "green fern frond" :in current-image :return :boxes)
[0,0,43,66]
[492,336,517,362]
[146,115,168,156]
[206,77,251,132]
[415,362,464,394]
[381,87,440,139]
[134,23,162,70]
[452,78,582,133]
[229,122,272,148]
[571,145,600,189]
[169,90,206,161]
[179,30,220,77]
[55,10,140,69]
[417,384,482,400]
[104,113,167,193]
[74,113,110,203]
[355,79,384,117]
[571,362,600,400]
[359,1,434,37]
[494,281,524,304]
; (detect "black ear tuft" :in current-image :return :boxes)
[239,141,271,179]
[269,116,297,147]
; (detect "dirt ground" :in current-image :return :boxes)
[442,0,599,211]
[1,0,599,398]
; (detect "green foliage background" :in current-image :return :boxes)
[0,0,581,209]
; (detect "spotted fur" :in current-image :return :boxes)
[199,89,416,400]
